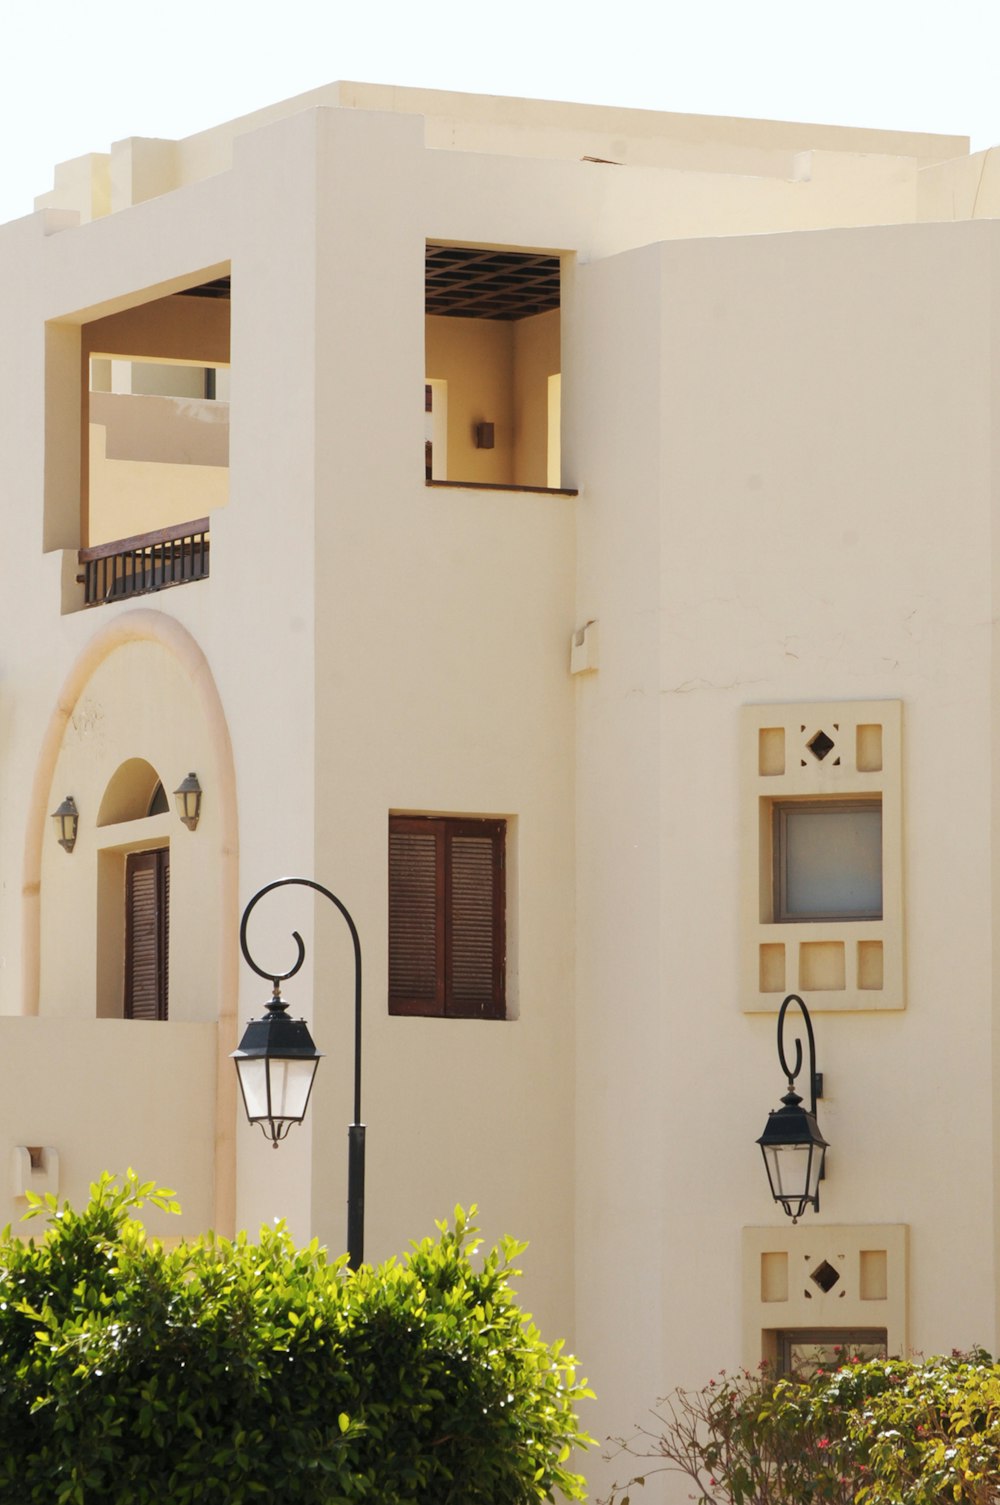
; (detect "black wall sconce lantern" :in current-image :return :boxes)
[51,796,79,853]
[757,993,828,1223]
[233,877,365,1268]
[173,772,203,830]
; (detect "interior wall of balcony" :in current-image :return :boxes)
[424,305,559,489]
[513,306,559,486]
[83,296,230,367]
[82,293,230,546]
[87,393,228,545]
[425,314,514,484]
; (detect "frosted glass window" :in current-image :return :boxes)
[774,801,882,921]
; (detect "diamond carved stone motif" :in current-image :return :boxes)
[810,1259,840,1293]
[807,730,836,762]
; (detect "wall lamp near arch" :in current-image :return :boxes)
[50,796,79,853]
[173,772,203,830]
[757,993,828,1223]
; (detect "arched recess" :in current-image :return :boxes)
[98,758,164,825]
[22,609,239,1234]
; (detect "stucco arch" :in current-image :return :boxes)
[22,608,238,1232]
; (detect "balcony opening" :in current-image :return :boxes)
[425,244,571,494]
[78,274,230,604]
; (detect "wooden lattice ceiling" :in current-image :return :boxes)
[426,246,560,321]
[176,254,564,319]
[180,276,232,299]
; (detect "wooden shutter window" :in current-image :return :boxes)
[388,825,444,1010]
[389,816,505,1019]
[449,833,500,1012]
[125,848,169,1020]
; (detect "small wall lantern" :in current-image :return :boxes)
[474,421,495,450]
[50,796,79,853]
[757,993,828,1223]
[173,772,202,830]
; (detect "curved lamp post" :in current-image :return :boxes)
[233,877,365,1268]
[757,993,828,1223]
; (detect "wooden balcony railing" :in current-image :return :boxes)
[78,519,210,606]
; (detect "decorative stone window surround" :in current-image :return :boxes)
[741,1223,908,1371]
[741,701,903,1012]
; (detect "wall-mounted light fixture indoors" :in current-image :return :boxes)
[757,993,828,1223]
[474,421,495,450]
[173,772,202,830]
[50,796,79,853]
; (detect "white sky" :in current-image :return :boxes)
[2,0,999,228]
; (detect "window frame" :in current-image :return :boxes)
[388,815,506,1020]
[772,797,883,924]
[774,1327,887,1378]
[740,701,903,1012]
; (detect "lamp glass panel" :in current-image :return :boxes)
[764,1142,813,1202]
[235,1058,271,1120]
[176,791,196,821]
[264,1058,318,1121]
[781,804,882,919]
[806,1143,825,1200]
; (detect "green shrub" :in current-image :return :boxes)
[0,1172,592,1505]
[602,1351,1000,1504]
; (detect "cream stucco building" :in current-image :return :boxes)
[2,80,1000,1497]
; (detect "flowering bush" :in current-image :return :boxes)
[0,1173,593,1505]
[602,1350,1000,1504]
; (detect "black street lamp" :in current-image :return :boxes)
[233,877,365,1268]
[757,993,828,1223]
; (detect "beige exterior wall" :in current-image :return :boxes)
[6,81,1000,1500]
[33,82,967,225]
[0,1018,216,1239]
[570,218,998,1490]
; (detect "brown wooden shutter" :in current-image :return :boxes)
[125,848,169,1020]
[388,816,505,1019]
[447,823,504,1019]
[388,820,445,1015]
